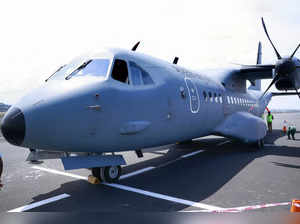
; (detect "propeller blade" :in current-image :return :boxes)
[294,87,300,99]
[261,74,280,97]
[290,43,300,58]
[131,41,140,51]
[261,17,282,59]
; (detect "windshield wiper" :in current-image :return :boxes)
[45,64,66,82]
[65,60,92,80]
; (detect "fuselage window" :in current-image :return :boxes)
[203,91,207,101]
[214,93,218,103]
[209,92,212,102]
[111,59,129,84]
[219,94,223,103]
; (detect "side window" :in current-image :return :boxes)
[129,63,143,85]
[209,92,212,102]
[111,59,129,84]
[219,94,223,103]
[129,61,154,85]
[203,91,207,102]
[214,93,218,103]
[141,70,154,85]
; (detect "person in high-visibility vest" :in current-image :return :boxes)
[266,111,274,133]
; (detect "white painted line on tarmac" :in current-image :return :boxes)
[120,167,155,180]
[181,201,291,213]
[8,194,70,212]
[32,166,88,180]
[104,183,223,210]
[181,150,204,158]
[217,140,231,146]
[32,166,223,211]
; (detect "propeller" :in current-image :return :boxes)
[294,87,300,99]
[261,18,281,60]
[260,17,300,98]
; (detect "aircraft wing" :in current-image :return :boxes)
[213,111,267,142]
[238,64,274,81]
[271,92,300,96]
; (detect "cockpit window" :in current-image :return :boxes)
[111,59,129,84]
[46,57,85,81]
[129,61,154,85]
[65,59,110,80]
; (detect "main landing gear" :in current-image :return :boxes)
[249,139,264,152]
[91,166,122,183]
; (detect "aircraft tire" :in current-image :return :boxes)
[249,139,264,152]
[100,166,121,183]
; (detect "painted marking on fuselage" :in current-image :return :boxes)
[184,77,200,113]
[8,194,71,212]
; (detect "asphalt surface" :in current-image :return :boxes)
[0,113,300,212]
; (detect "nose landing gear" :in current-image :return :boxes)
[91,165,122,183]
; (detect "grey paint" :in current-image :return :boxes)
[1,47,298,159]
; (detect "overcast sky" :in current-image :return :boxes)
[0,0,300,109]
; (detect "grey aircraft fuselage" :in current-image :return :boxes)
[1,48,280,154]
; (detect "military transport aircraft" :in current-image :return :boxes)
[1,18,300,182]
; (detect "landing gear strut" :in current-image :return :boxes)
[249,139,264,151]
[91,166,122,183]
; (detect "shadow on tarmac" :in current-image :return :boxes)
[28,129,300,211]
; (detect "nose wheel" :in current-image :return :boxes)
[91,166,121,183]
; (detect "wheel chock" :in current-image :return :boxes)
[290,199,300,212]
[88,175,100,184]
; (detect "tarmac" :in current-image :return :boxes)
[0,112,300,212]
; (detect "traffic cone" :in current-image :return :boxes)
[88,175,100,184]
[290,200,300,212]
[283,126,287,134]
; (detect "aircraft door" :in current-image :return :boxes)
[184,77,200,113]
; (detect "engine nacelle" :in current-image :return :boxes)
[275,78,295,91]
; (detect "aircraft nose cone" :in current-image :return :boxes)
[1,107,25,146]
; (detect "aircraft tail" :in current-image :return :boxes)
[248,42,262,91]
